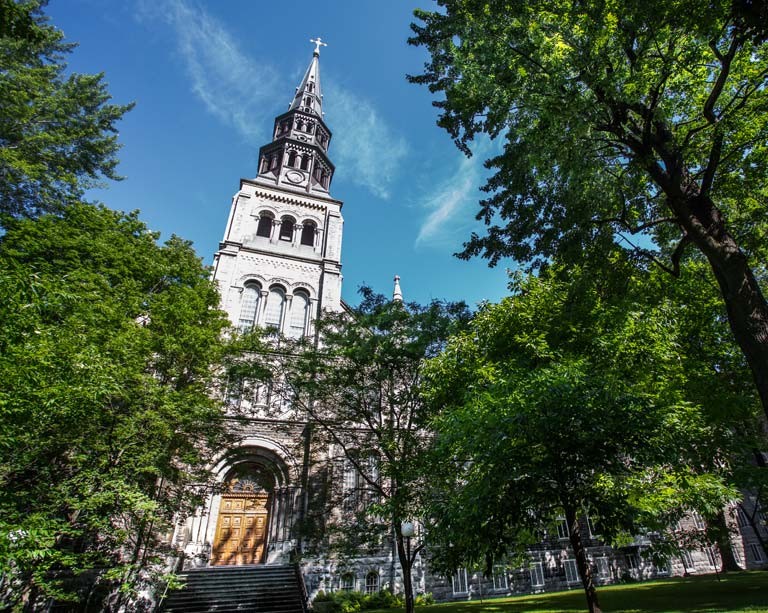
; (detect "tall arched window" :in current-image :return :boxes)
[288,291,310,338]
[365,572,379,595]
[279,216,295,241]
[256,213,273,238]
[300,155,310,171]
[287,150,297,167]
[238,283,261,332]
[264,287,285,330]
[300,221,316,246]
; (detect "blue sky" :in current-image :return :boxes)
[47,0,514,308]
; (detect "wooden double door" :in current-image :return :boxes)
[211,493,269,566]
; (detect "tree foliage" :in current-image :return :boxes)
[0,0,132,219]
[409,0,768,419]
[422,256,756,613]
[275,289,470,613]
[0,204,232,609]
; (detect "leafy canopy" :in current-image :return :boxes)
[0,203,231,607]
[0,0,132,219]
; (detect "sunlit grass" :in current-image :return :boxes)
[367,572,768,613]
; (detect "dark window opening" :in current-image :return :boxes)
[300,155,310,171]
[279,217,294,241]
[256,214,273,238]
[300,222,315,246]
[287,151,297,167]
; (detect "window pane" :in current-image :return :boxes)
[288,293,309,338]
[238,285,260,331]
[264,288,285,328]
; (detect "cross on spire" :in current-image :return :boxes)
[310,37,327,56]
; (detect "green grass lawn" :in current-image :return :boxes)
[367,572,768,613]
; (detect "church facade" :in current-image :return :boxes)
[170,43,768,603]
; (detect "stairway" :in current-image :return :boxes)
[160,564,308,612]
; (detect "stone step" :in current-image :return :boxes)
[160,564,306,613]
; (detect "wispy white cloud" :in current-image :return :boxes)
[324,82,408,200]
[415,136,498,248]
[136,0,408,198]
[136,0,282,143]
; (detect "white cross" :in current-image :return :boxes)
[310,37,328,55]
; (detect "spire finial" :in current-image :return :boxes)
[393,275,403,303]
[310,37,327,56]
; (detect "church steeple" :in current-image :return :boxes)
[255,39,335,197]
[288,37,325,117]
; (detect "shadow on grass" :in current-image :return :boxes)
[366,572,768,613]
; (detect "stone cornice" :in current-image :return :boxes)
[240,178,344,210]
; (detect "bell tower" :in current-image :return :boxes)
[211,40,344,338]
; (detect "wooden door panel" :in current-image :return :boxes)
[212,494,269,566]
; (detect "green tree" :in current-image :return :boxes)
[409,0,768,420]
[275,289,469,613]
[422,258,748,613]
[0,0,132,219]
[0,204,231,609]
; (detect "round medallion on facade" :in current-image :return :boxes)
[285,170,305,184]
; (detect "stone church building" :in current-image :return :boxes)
[169,43,768,604]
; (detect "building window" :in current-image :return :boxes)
[365,572,379,595]
[340,573,354,592]
[596,556,610,579]
[564,559,580,584]
[300,154,310,171]
[692,512,706,530]
[653,560,670,575]
[492,566,508,590]
[256,213,273,238]
[238,283,261,331]
[264,287,285,329]
[737,507,749,528]
[681,550,695,571]
[279,216,294,241]
[287,150,297,167]
[452,568,468,595]
[587,515,599,538]
[529,562,545,588]
[557,517,569,539]
[288,291,310,338]
[300,221,316,246]
[625,553,640,571]
[749,543,764,562]
[706,547,718,567]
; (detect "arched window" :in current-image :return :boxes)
[365,572,379,595]
[288,291,310,338]
[287,150,297,167]
[307,82,314,93]
[264,287,285,329]
[279,216,295,241]
[296,120,304,132]
[260,156,270,173]
[305,122,314,134]
[300,221,316,247]
[304,96,312,107]
[340,573,354,592]
[238,283,261,332]
[300,155,310,171]
[256,213,273,238]
[269,154,278,170]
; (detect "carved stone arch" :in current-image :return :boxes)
[266,277,292,291]
[289,281,316,300]
[253,204,279,218]
[212,440,299,487]
[235,273,268,290]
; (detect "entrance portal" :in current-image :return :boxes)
[211,467,272,566]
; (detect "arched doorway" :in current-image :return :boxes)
[211,464,274,566]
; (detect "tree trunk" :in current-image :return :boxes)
[395,528,415,613]
[670,190,768,423]
[711,510,742,572]
[565,507,602,613]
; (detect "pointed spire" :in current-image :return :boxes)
[289,39,326,117]
[393,275,403,302]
